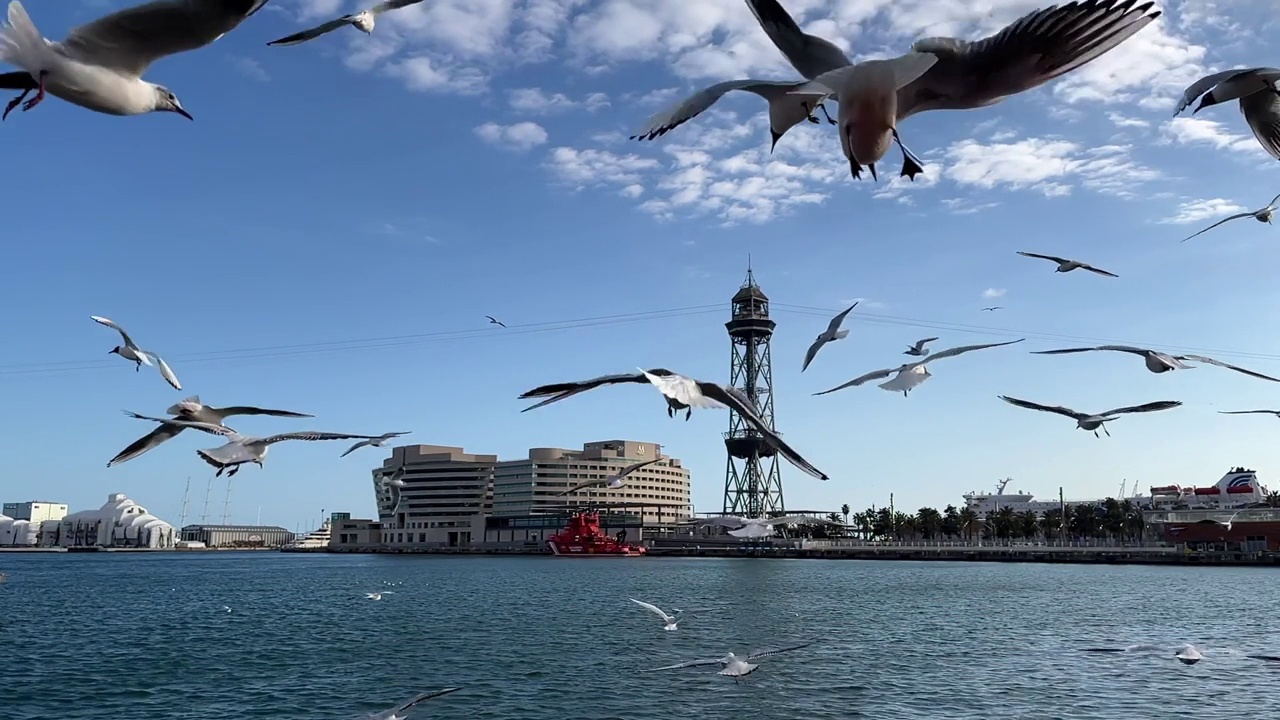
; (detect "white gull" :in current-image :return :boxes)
[801,302,856,372]
[268,0,425,47]
[91,315,182,391]
[814,339,1024,397]
[997,395,1182,437]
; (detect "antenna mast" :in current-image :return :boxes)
[995,477,1011,495]
[221,476,233,525]
[200,476,212,524]
[178,477,191,528]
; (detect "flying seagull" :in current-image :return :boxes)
[266,0,426,46]
[340,432,413,458]
[630,598,687,631]
[753,0,1158,179]
[107,397,313,467]
[904,337,938,356]
[1083,644,1204,665]
[121,413,387,477]
[91,316,182,391]
[1030,345,1280,382]
[485,315,507,328]
[644,641,816,681]
[519,369,698,420]
[1016,251,1118,277]
[981,306,1003,312]
[370,688,461,720]
[630,79,834,152]
[1219,409,1280,419]
[693,514,842,539]
[1180,192,1280,242]
[557,457,663,496]
[814,339,1024,397]
[1175,68,1280,162]
[997,395,1182,437]
[0,0,268,121]
[1210,510,1244,532]
[802,302,856,372]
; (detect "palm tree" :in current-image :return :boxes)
[916,507,944,540]
[941,505,961,539]
[1266,491,1280,508]
[958,507,979,541]
[841,503,850,526]
[1017,510,1039,539]
[1040,508,1063,540]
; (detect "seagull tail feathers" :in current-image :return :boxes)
[833,329,850,340]
[0,2,50,72]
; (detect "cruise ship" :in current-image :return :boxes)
[962,469,1270,515]
[280,519,331,552]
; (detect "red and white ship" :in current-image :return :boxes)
[546,511,646,557]
[1149,467,1268,508]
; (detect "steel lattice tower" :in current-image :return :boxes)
[722,263,784,517]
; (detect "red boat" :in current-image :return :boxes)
[546,511,646,557]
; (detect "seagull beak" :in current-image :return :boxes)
[173,105,193,121]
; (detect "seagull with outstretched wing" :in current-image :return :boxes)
[1181,192,1280,242]
[1016,251,1118,277]
[341,432,413,458]
[644,640,816,680]
[629,598,687,631]
[802,302,856,372]
[815,339,1024,397]
[997,395,1182,437]
[267,0,427,46]
[558,457,663,496]
[1030,345,1280,382]
[108,396,313,467]
[904,337,938,356]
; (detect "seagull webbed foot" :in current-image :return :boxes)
[20,70,46,113]
[893,128,925,180]
[684,408,692,421]
[818,103,836,125]
[800,101,820,124]
[2,89,29,121]
[228,466,240,477]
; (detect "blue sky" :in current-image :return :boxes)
[3,0,1280,531]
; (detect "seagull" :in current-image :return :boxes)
[1218,409,1280,419]
[980,306,1003,312]
[636,368,829,481]
[754,0,1158,179]
[365,591,394,600]
[1030,345,1280,382]
[1175,68,1280,162]
[369,689,461,720]
[486,315,507,328]
[519,369,700,420]
[1180,193,1280,242]
[695,515,842,539]
[814,339,1024,397]
[1083,644,1204,665]
[557,457,663,496]
[644,641,816,681]
[340,432,413,458]
[107,396,313,467]
[1211,510,1243,532]
[630,598,687,631]
[266,0,426,46]
[121,413,387,477]
[630,79,830,153]
[997,395,1182,437]
[801,302,856,372]
[1015,251,1118,277]
[0,0,268,121]
[904,337,938,357]
[91,316,182,391]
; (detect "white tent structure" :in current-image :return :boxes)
[0,512,40,547]
[52,493,176,549]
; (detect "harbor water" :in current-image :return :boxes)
[1,552,1276,719]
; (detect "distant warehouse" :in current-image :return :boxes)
[180,524,294,548]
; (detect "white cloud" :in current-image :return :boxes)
[1160,198,1247,225]
[384,57,487,94]
[229,55,269,82]
[509,88,610,114]
[1106,112,1148,129]
[1161,117,1259,155]
[982,288,1007,299]
[474,121,549,151]
[1053,15,1206,111]
[940,138,1159,199]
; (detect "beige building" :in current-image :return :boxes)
[358,439,692,550]
[2,501,68,523]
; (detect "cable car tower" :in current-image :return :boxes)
[722,261,784,517]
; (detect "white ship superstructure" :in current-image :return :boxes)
[283,519,332,549]
[963,469,1270,516]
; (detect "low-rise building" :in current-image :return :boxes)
[1146,507,1280,551]
[180,524,294,548]
[2,500,68,523]
[48,493,176,549]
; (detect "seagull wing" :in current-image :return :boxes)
[266,16,355,46]
[90,315,136,349]
[145,353,182,390]
[618,456,663,478]
[642,657,724,672]
[746,640,816,661]
[629,79,812,141]
[557,479,606,497]
[258,431,386,447]
[1181,212,1254,242]
[371,0,427,14]
[1175,69,1255,115]
[997,395,1084,421]
[1080,264,1119,277]
[1241,90,1280,161]
[107,423,184,467]
[1097,400,1183,417]
[378,688,461,719]
[518,372,651,409]
[813,367,896,396]
[1218,410,1280,415]
[801,337,826,373]
[214,405,314,419]
[1270,192,1280,210]
[630,598,675,623]
[899,0,1159,120]
[339,439,375,458]
[743,0,851,79]
[692,516,749,527]
[700,384,828,480]
[914,337,939,351]
[122,411,237,437]
[825,302,857,335]
[60,0,269,76]
[1031,345,1148,356]
[920,339,1024,363]
[1016,251,1068,264]
[1175,354,1280,382]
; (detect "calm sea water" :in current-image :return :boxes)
[2,552,1278,719]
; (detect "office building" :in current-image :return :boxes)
[180,524,295,548]
[49,493,176,549]
[355,440,692,550]
[2,501,68,523]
